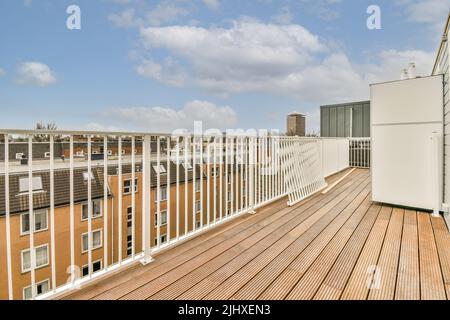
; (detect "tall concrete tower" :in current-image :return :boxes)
[286,112,306,136]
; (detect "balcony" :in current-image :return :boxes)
[62,168,450,300]
[1,131,449,300]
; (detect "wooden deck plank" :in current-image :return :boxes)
[69,170,365,300]
[431,216,450,297]
[340,206,392,300]
[417,213,446,300]
[110,171,368,300]
[200,179,371,300]
[231,184,371,300]
[395,210,420,300]
[277,194,373,300]
[136,172,370,300]
[368,208,404,300]
[62,168,450,301]
[312,203,382,300]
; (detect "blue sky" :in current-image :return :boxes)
[0,0,448,133]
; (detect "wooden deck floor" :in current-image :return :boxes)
[64,169,450,300]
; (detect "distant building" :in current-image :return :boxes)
[320,101,370,138]
[286,113,306,136]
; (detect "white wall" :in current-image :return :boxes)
[433,22,449,209]
[371,76,444,211]
[321,138,350,177]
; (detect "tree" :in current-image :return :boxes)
[35,122,58,142]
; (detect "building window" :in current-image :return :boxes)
[81,199,102,220]
[155,186,168,202]
[212,167,218,177]
[154,234,167,246]
[82,260,102,278]
[21,244,49,273]
[123,178,138,194]
[81,229,102,253]
[18,177,43,193]
[23,279,50,300]
[196,221,201,229]
[153,164,166,174]
[227,174,232,184]
[154,210,168,227]
[195,200,201,213]
[195,180,201,192]
[127,207,133,256]
[21,209,48,235]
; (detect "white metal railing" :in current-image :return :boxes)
[0,130,351,300]
[349,138,371,168]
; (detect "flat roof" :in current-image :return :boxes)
[320,100,370,109]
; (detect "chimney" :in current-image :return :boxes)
[407,62,416,79]
[400,68,409,80]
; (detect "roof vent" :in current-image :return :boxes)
[400,68,409,80]
[407,62,416,79]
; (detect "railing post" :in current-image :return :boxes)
[248,136,256,214]
[4,134,13,300]
[140,135,154,265]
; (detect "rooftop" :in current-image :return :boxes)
[62,169,450,300]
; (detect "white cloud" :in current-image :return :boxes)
[0,68,5,77]
[203,0,220,10]
[109,8,137,28]
[396,0,450,31]
[362,49,435,84]
[136,20,435,104]
[109,1,191,28]
[101,100,238,132]
[271,6,294,25]
[16,62,56,87]
[138,21,327,97]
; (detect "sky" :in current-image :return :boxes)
[0,0,449,134]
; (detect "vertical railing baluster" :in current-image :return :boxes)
[231,136,235,216]
[28,135,36,299]
[199,135,204,229]
[207,136,211,226]
[4,135,13,300]
[141,135,151,263]
[219,136,223,221]
[49,135,56,292]
[156,136,161,248]
[69,136,75,284]
[192,136,196,231]
[87,136,93,276]
[213,136,217,224]
[131,136,136,256]
[103,136,108,269]
[225,136,229,217]
[167,136,171,243]
[176,136,180,240]
[117,137,122,264]
[184,136,188,236]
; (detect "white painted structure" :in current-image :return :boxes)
[432,14,450,220]
[371,75,444,212]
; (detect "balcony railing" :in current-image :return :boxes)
[349,138,371,169]
[0,130,355,300]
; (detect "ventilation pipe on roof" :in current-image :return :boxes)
[400,68,409,80]
[407,62,416,79]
